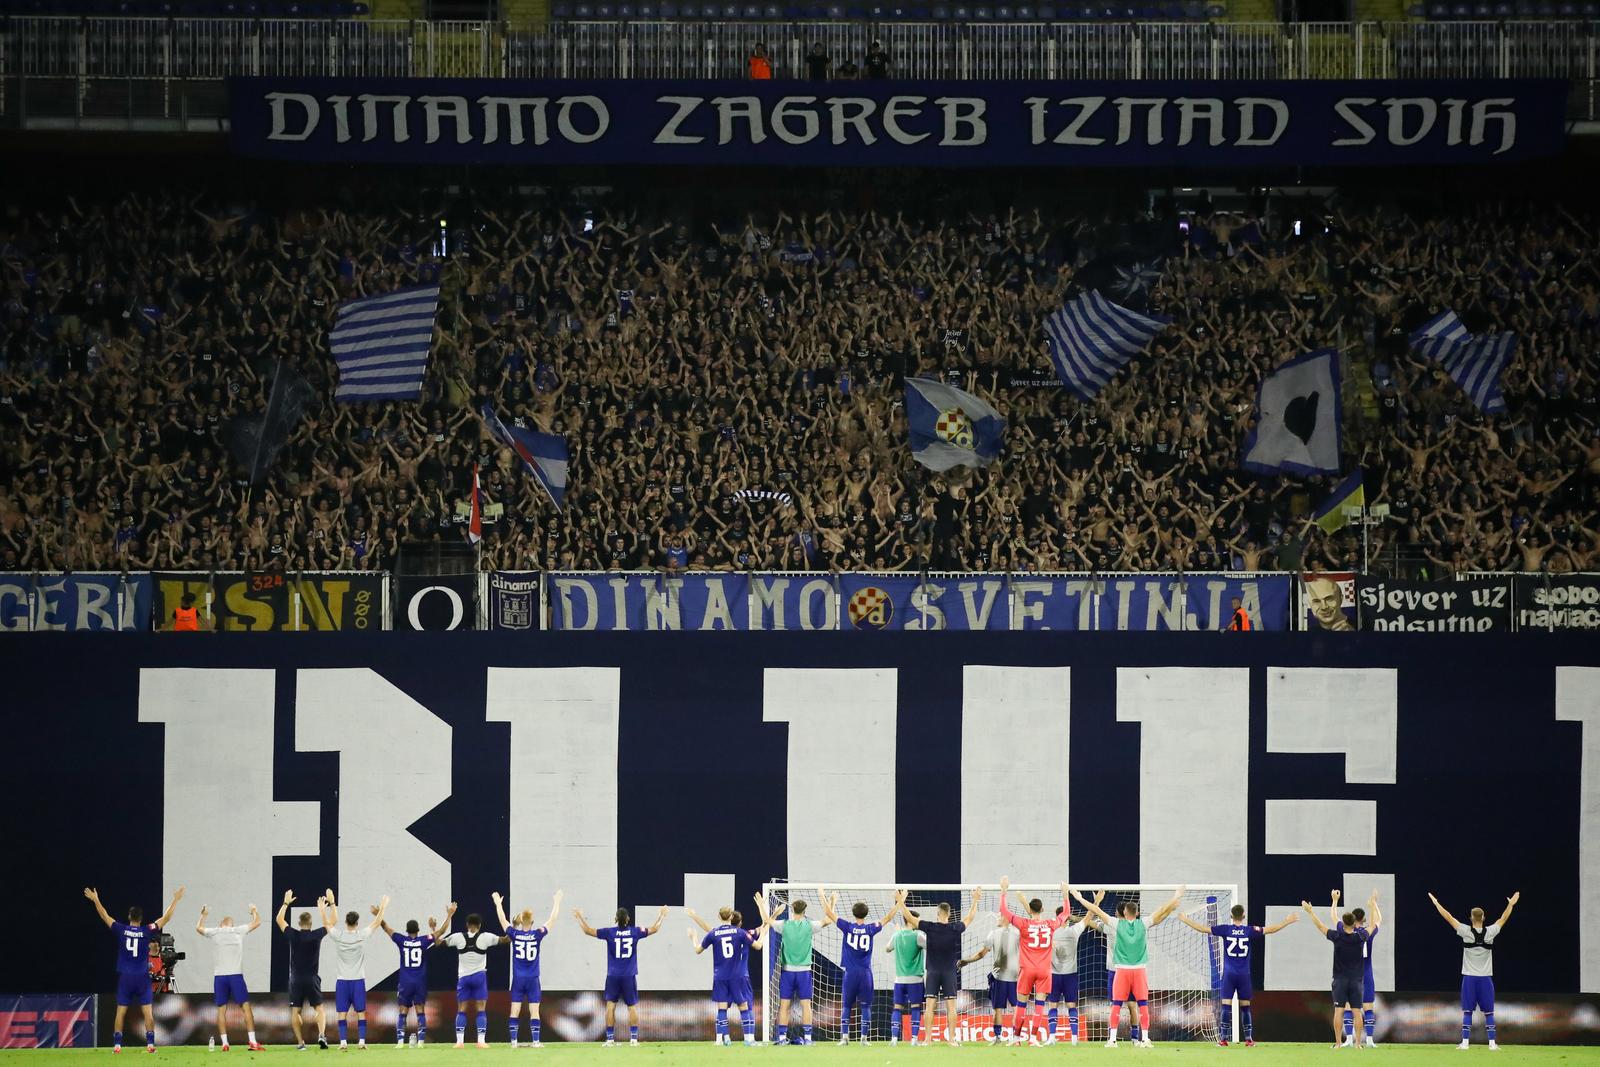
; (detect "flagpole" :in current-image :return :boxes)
[249,356,286,488]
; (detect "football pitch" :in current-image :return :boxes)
[1,1044,1591,1066]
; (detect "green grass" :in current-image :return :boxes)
[4,1043,1594,1066]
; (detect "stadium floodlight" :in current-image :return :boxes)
[760,882,1240,1046]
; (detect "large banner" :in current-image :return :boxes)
[153,572,383,631]
[228,77,1567,167]
[547,572,1289,631]
[13,632,1596,1001]
[1302,571,1358,632]
[1514,574,1600,631]
[0,572,151,631]
[0,994,95,1048]
[1357,576,1512,632]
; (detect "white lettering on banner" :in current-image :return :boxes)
[487,668,620,991]
[935,98,986,146]
[1471,99,1518,156]
[1383,97,1438,146]
[1113,98,1167,145]
[882,97,928,145]
[750,576,788,629]
[326,95,351,142]
[1010,580,1053,629]
[764,669,896,882]
[1117,668,1249,897]
[644,580,681,630]
[771,98,820,145]
[960,667,1069,883]
[1332,97,1378,146]
[139,669,320,993]
[1264,799,1378,854]
[406,585,464,630]
[1266,668,1397,783]
[357,94,410,143]
[798,578,836,630]
[265,92,320,140]
[1025,96,1106,146]
[609,577,630,629]
[960,580,1005,629]
[827,98,878,145]
[711,97,767,145]
[478,96,549,145]
[418,95,471,144]
[1174,97,1226,146]
[1236,98,1290,146]
[553,577,598,630]
[556,97,608,143]
[906,581,945,630]
[0,582,26,629]
[1556,667,1600,992]
[700,578,736,630]
[293,670,452,987]
[654,97,703,144]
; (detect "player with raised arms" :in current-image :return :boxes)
[997,876,1070,1044]
[756,894,825,1045]
[321,889,389,1050]
[889,886,983,1047]
[1341,890,1382,1048]
[882,896,926,1046]
[960,909,1020,1044]
[1176,901,1298,1045]
[85,884,184,1054]
[380,900,454,1046]
[196,902,262,1051]
[437,906,503,1048]
[575,904,668,1045]
[1300,895,1369,1048]
[822,889,884,1044]
[1048,889,1105,1045]
[1428,889,1519,1050]
[686,903,768,1045]
[1071,885,1184,1048]
[275,891,329,1051]
[493,889,563,1048]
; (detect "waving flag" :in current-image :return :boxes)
[1043,291,1168,400]
[1408,310,1513,414]
[1313,470,1365,534]
[467,465,483,545]
[904,377,1005,472]
[481,403,569,510]
[330,285,440,402]
[1241,349,1343,476]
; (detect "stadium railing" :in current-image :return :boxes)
[1,567,1593,633]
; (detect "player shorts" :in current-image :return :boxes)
[603,976,639,1006]
[1017,966,1051,1001]
[893,982,924,1006]
[289,975,323,1008]
[213,974,249,1006]
[335,978,367,1013]
[1111,967,1150,1003]
[1219,970,1254,1002]
[734,977,754,1007]
[456,972,489,1003]
[1362,970,1376,1004]
[115,972,153,1007]
[712,979,741,1004]
[1049,973,1079,1003]
[925,966,959,1002]
[1331,974,1363,1008]
[988,977,1018,1010]
[1460,976,1495,1012]
[396,978,426,1008]
[842,968,873,1008]
[510,974,542,1003]
[779,970,813,1001]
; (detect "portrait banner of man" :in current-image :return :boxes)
[1302,571,1357,632]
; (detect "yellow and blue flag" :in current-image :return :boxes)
[1313,470,1365,534]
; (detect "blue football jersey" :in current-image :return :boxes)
[702,924,750,983]
[598,926,648,977]
[391,932,433,980]
[836,919,881,970]
[1210,924,1263,971]
[112,922,154,976]
[508,927,547,976]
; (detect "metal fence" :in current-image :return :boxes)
[5,16,1600,81]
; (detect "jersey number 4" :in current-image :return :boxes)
[125,936,141,955]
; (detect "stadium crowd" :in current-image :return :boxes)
[0,175,1596,577]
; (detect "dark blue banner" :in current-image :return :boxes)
[0,572,151,632]
[228,77,1567,167]
[1011,573,1292,631]
[0,995,95,1048]
[487,570,541,631]
[4,632,1598,1000]
[549,572,752,630]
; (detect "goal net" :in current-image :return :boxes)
[760,882,1237,1045]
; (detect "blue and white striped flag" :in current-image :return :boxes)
[1407,309,1514,414]
[1043,290,1167,400]
[330,285,440,402]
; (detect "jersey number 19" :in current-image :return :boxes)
[404,946,423,968]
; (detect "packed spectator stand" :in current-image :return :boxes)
[0,165,1596,581]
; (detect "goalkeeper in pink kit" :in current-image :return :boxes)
[997,876,1068,1044]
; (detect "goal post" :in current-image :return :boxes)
[760,882,1239,1045]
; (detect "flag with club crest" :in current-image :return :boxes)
[904,377,1006,473]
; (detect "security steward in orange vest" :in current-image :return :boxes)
[1227,596,1252,631]
[748,43,773,80]
[169,591,209,632]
